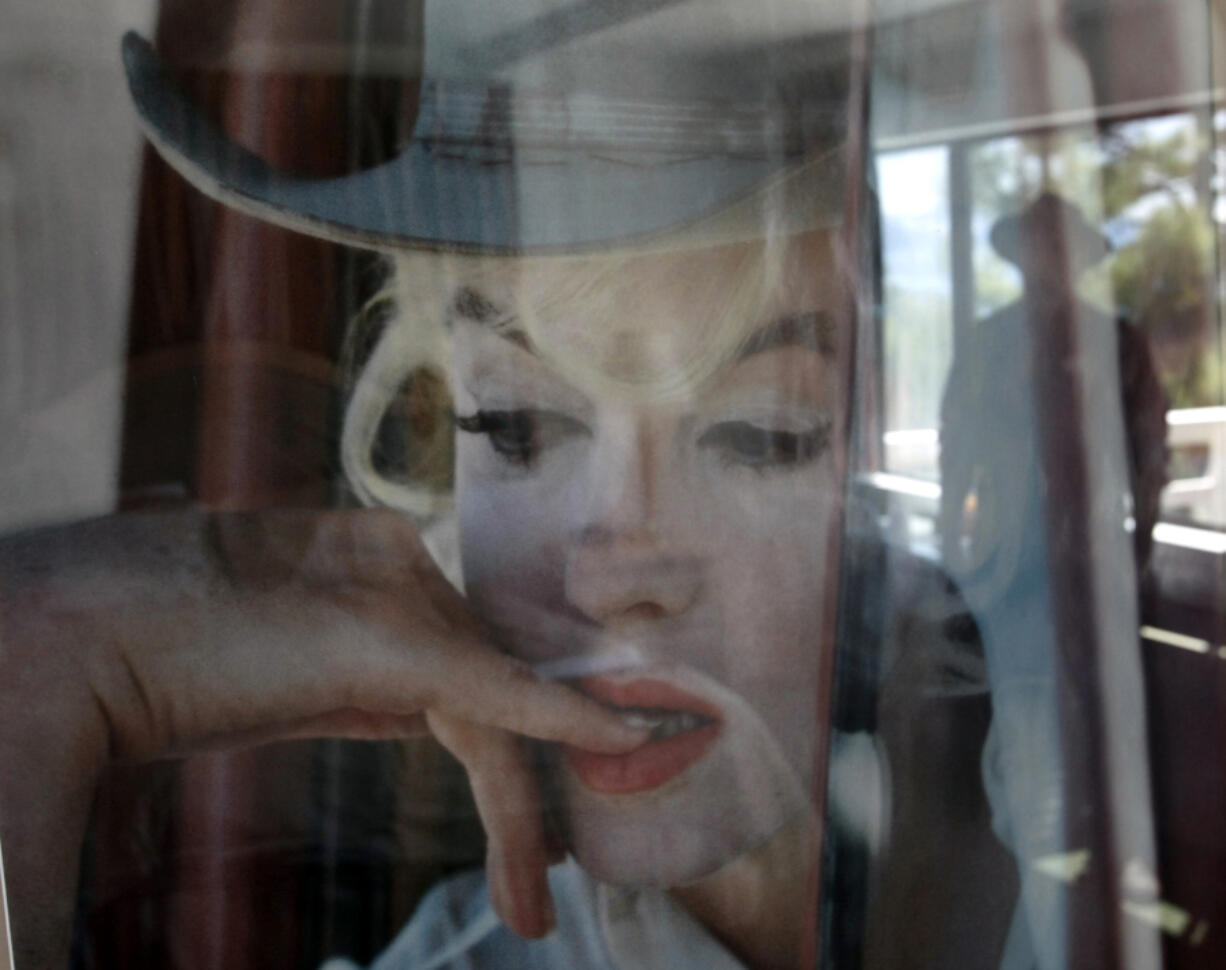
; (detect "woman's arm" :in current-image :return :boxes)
[0,508,645,969]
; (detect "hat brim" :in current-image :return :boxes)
[988,195,1112,274]
[122,32,845,255]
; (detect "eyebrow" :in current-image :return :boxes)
[450,286,533,350]
[735,311,836,360]
[449,286,835,359]
[451,286,505,325]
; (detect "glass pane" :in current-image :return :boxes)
[878,146,951,480]
[2,3,1226,970]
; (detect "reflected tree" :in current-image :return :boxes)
[967,115,1222,409]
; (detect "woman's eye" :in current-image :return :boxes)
[698,420,830,470]
[455,409,588,467]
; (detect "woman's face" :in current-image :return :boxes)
[448,233,845,887]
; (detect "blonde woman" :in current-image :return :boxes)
[0,3,884,969]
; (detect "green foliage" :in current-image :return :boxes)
[968,114,1222,408]
[1112,205,1212,335]
[973,250,1022,315]
[1100,124,1200,220]
[1112,204,1221,409]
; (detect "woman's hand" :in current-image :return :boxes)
[0,508,645,968]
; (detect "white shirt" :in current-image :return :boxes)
[320,858,748,970]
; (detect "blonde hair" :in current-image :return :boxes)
[341,227,837,520]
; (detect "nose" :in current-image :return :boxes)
[566,529,703,623]
[564,415,702,624]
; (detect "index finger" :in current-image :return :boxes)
[404,641,649,754]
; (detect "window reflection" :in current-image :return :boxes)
[878,145,953,473]
[877,109,1226,532]
[3,2,1226,969]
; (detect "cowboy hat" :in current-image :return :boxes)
[989,192,1112,276]
[121,0,866,254]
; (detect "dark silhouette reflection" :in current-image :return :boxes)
[932,191,1168,969]
[943,192,1167,585]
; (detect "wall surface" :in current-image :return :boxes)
[0,0,154,531]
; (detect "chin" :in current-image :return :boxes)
[566,796,752,887]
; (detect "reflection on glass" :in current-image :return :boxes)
[872,113,1226,529]
[3,2,1226,969]
[877,146,951,480]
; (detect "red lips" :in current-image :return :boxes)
[563,677,724,795]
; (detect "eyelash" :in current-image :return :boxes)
[697,420,831,472]
[455,409,589,468]
[457,409,830,473]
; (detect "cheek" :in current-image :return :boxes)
[454,439,574,656]
[706,493,834,756]
[700,459,837,625]
[701,464,839,544]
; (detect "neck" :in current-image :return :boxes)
[669,816,821,970]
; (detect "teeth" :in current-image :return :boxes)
[617,706,711,740]
[651,712,707,740]
[620,711,668,731]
